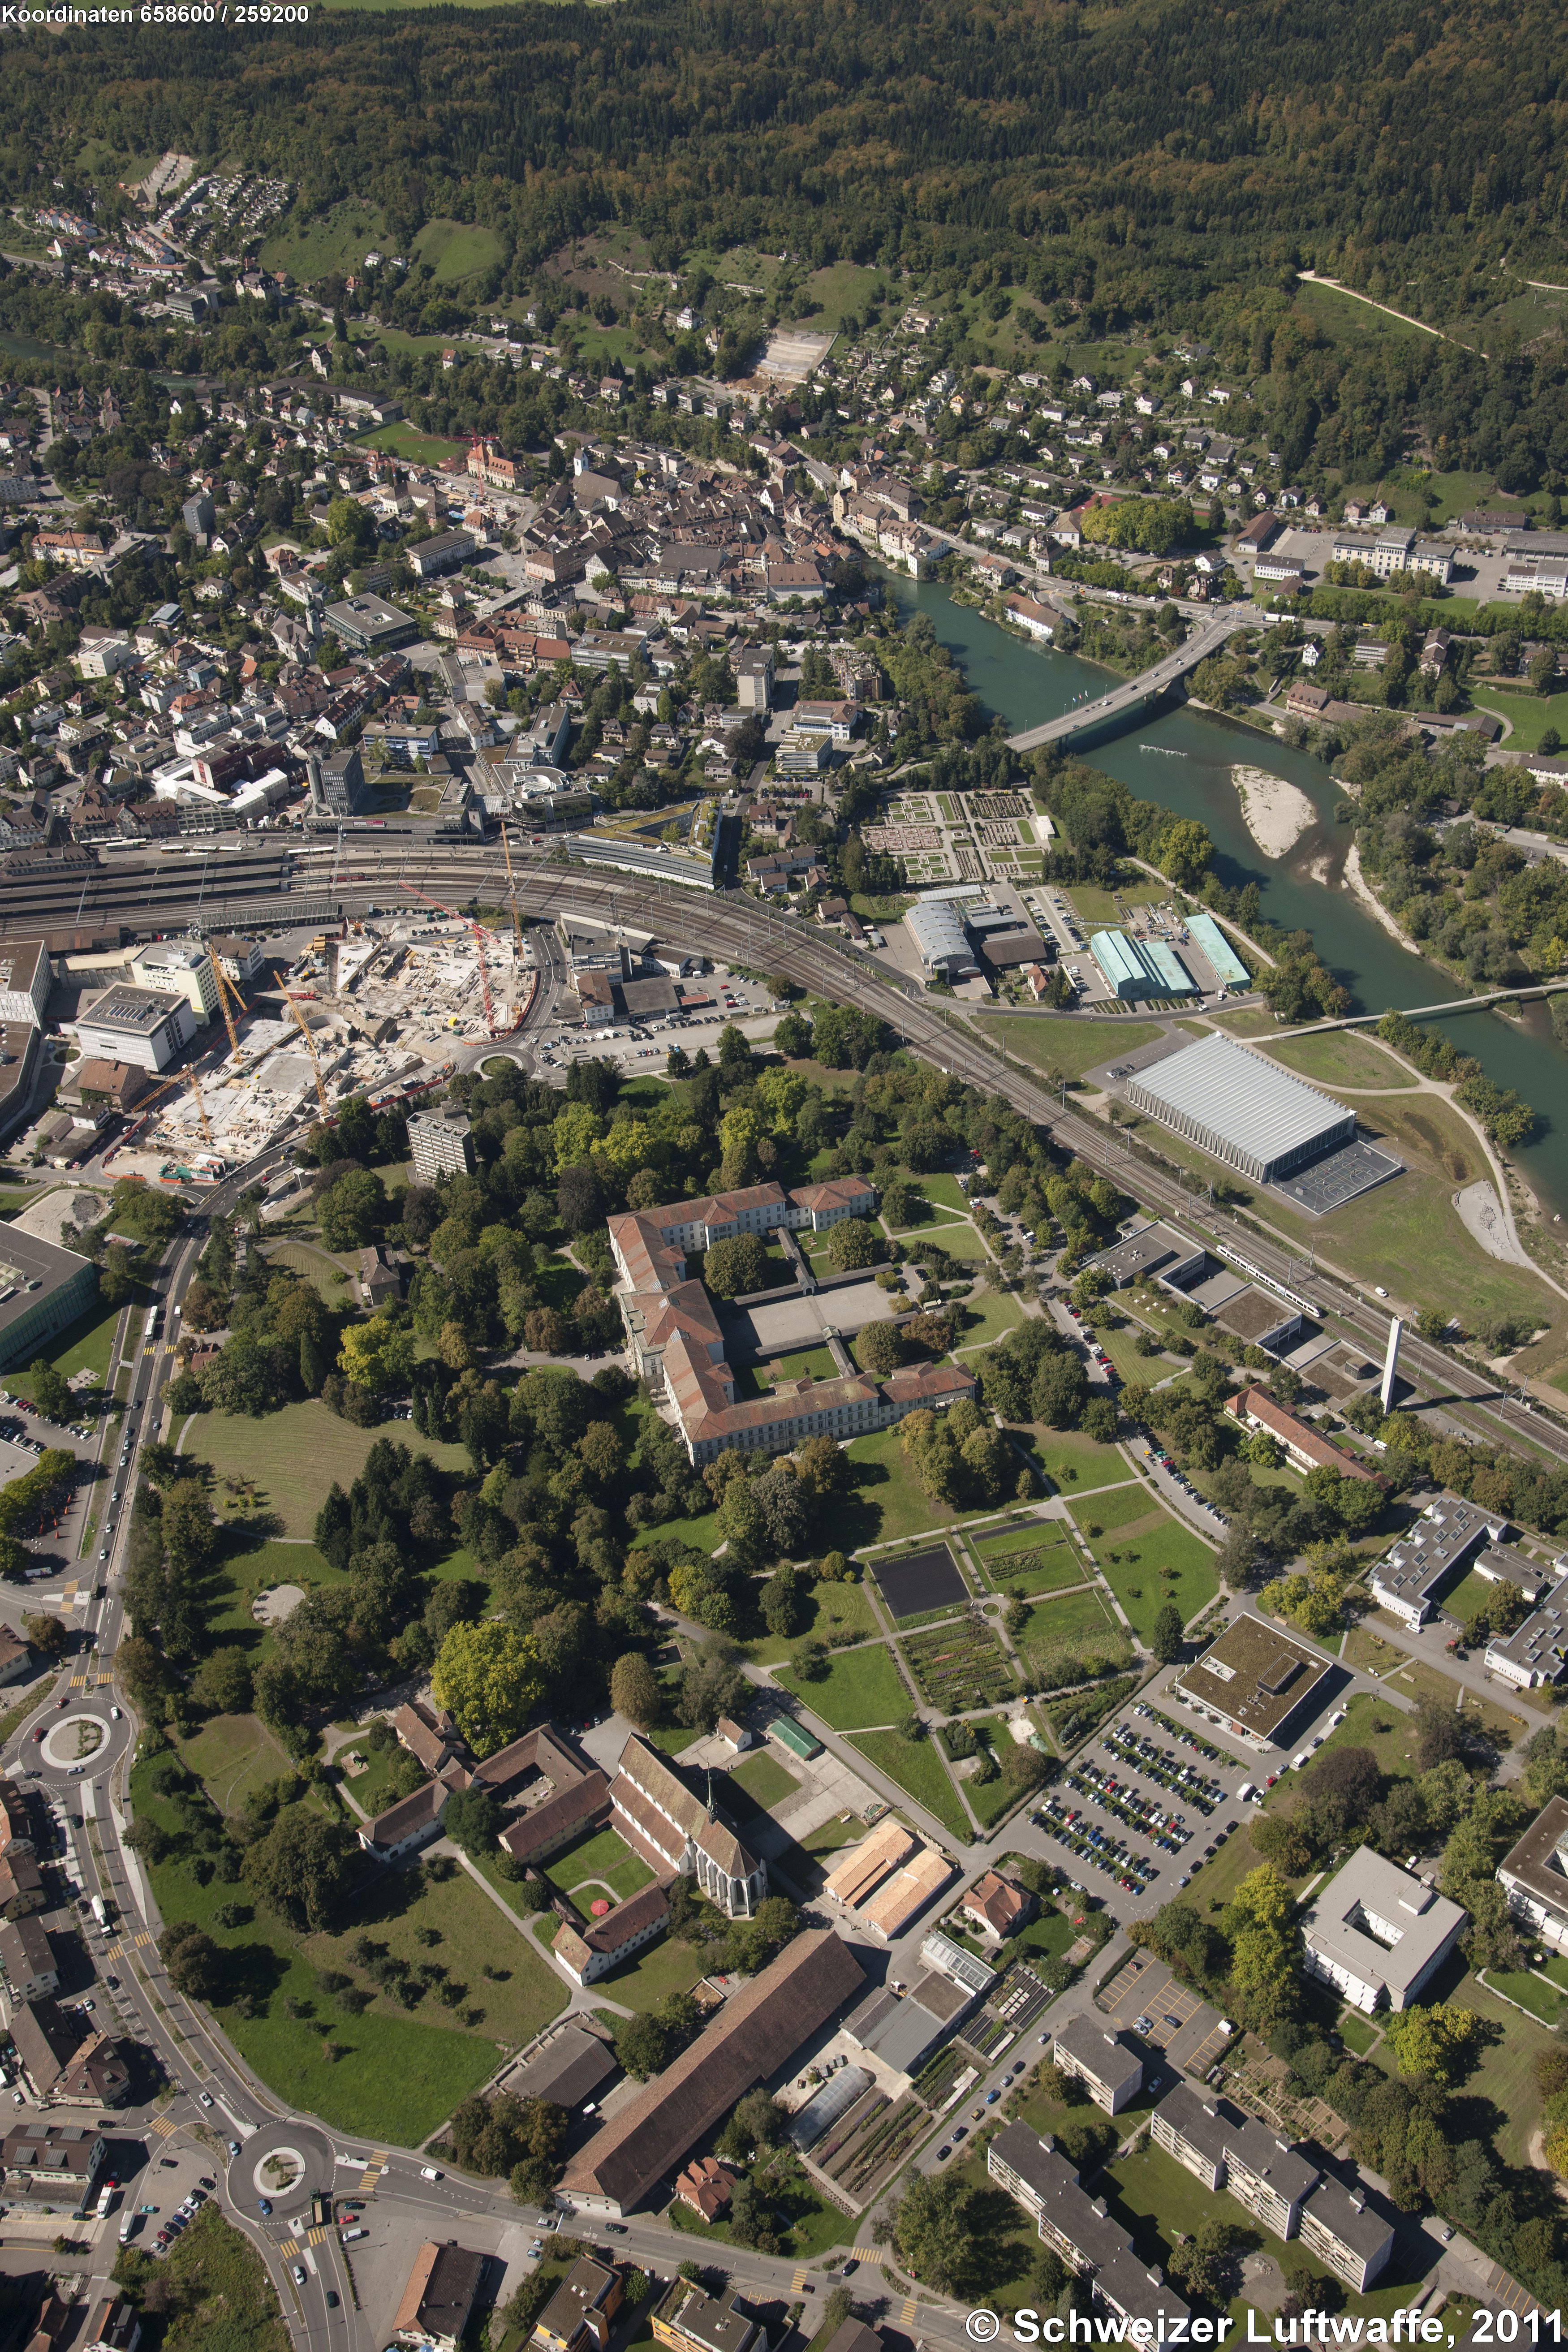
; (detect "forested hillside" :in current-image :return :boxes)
[7,0,1567,331]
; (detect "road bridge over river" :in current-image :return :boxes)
[1005,605,1254,752]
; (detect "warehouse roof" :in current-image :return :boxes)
[1127,1032,1348,1163]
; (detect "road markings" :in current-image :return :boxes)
[307,2226,331,2246]
[791,2272,808,2293]
[900,2304,917,2325]
[133,1930,153,1947]
[105,1941,123,1960]
[149,2115,178,2139]
[850,2248,880,2262]
[357,2148,388,2194]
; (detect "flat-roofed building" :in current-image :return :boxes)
[409,1109,476,1182]
[1300,1846,1468,2012]
[0,1228,99,1377]
[1181,911,1249,990]
[1124,1032,1355,1183]
[1297,2175,1396,2292]
[1050,2016,1143,2114]
[845,1967,975,2081]
[1170,1612,1331,1751]
[1499,1795,1568,1948]
[392,2244,486,2352]
[1370,1494,1509,1628]
[1090,930,1195,1000]
[1212,1288,1302,1354]
[73,983,194,1072]
[324,593,419,653]
[128,939,219,1027]
[987,2124,1189,2333]
[1150,2082,1318,2239]
[1084,1221,1206,1291]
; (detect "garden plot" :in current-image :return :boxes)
[903,1620,1017,1710]
[972,1528,1086,1596]
[871,1542,970,1620]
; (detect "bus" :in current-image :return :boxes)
[144,1305,161,1345]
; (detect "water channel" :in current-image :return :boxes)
[882,572,1568,1223]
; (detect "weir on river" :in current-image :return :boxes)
[882,573,1568,1222]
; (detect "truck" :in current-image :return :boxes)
[90,1895,109,1929]
[95,2184,117,2219]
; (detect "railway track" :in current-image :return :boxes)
[15,840,1567,1473]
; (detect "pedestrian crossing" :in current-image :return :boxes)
[307,2226,331,2246]
[357,2149,388,2195]
[849,2249,879,2263]
[900,2304,916,2325]
[791,2272,809,2294]
[149,2115,178,2139]
[131,1930,152,1947]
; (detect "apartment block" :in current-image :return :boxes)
[1050,2016,1144,2115]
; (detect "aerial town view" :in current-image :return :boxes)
[5,13,1568,2352]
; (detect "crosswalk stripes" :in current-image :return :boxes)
[849,2249,879,2263]
[105,1942,123,1961]
[791,2272,809,2293]
[149,2115,177,2139]
[899,2305,916,2325]
[307,2227,330,2246]
[357,2147,388,2195]
[69,1673,87,1687]
[133,1930,153,1947]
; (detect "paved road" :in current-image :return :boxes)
[1004,609,1253,751]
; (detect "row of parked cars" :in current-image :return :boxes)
[152,2184,209,2254]
[1104,1720,1226,1814]
[1034,1793,1157,1895]
[1065,1760,1192,1853]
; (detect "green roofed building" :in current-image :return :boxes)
[1090,930,1196,1000]
[769,1716,823,1761]
[1183,911,1249,991]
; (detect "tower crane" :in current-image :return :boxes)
[205,948,245,1063]
[500,824,526,965]
[282,992,331,1119]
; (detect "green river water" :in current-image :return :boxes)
[883,573,1568,1223]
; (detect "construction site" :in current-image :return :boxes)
[87,899,537,1188]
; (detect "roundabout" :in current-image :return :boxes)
[39,1711,112,1771]
[237,2119,334,2215]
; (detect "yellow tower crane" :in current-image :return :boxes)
[209,955,244,1064]
[282,992,331,1119]
[185,1072,214,1148]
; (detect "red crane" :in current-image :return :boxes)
[397,880,497,1034]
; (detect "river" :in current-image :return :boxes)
[883,572,1568,1223]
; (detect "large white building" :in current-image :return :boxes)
[72,985,194,1073]
[1499,1796,1568,1948]
[1299,1846,1467,2013]
[1370,1493,1508,1628]
[128,940,220,1028]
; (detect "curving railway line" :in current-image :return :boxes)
[13,837,1568,1476]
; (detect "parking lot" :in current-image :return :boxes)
[1030,1688,1274,1922]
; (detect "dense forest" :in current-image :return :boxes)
[9,0,1568,328]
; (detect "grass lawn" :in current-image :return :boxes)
[1029,1429,1138,1492]
[1482,1968,1564,2025]
[760,1343,838,1383]
[355,418,471,465]
[129,1757,503,2139]
[413,216,505,283]
[747,1576,878,1665]
[952,1289,1026,1350]
[902,1172,971,1215]
[181,1401,470,1537]
[773,1643,908,1729]
[1338,2010,1383,2055]
[176,1713,294,1816]
[665,2151,850,2259]
[587,1929,705,2012]
[304,1858,569,2049]
[339,1739,423,1822]
[1448,1968,1561,2169]
[630,1499,723,1559]
[1018,1587,1117,1646]
[545,1824,654,1906]
[152,2203,289,2352]
[207,1536,347,1646]
[841,1426,966,1546]
[1088,1512,1219,1641]
[1265,1031,1418,1090]
[849,1727,970,1840]
[974,1014,1161,1080]
[1208,1005,1281,1037]
[910,1220,991,1260]
[1468,685,1568,754]
[46,1291,143,1387]
[1068,1485,1162,1538]
[728,1750,800,1810]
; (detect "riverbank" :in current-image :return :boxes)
[1344,843,1426,955]
[1232,765,1316,858]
